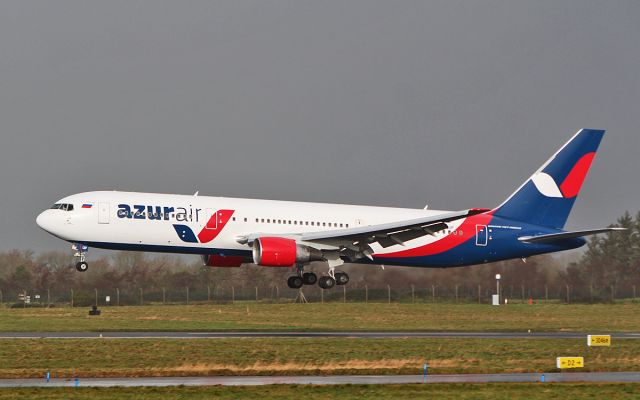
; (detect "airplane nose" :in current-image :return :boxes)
[36,210,53,233]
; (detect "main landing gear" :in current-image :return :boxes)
[72,244,89,272]
[287,264,349,290]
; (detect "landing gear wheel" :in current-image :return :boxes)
[335,272,349,285]
[287,276,303,289]
[72,244,89,273]
[318,276,336,290]
[302,272,317,285]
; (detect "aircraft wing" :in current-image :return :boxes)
[518,227,626,244]
[239,208,489,261]
[301,208,488,246]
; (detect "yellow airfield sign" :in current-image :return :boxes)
[556,357,584,369]
[587,335,611,346]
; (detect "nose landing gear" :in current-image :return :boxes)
[72,244,89,272]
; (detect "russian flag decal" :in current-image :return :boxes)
[82,204,93,209]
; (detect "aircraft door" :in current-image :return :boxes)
[475,224,488,246]
[98,202,110,224]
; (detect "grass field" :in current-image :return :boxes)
[1,337,639,378]
[1,303,639,332]
[1,384,639,400]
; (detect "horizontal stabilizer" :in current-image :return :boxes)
[518,227,626,244]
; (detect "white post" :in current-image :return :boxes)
[494,274,501,306]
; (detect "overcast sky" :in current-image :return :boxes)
[0,1,638,252]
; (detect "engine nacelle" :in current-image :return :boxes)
[202,254,244,268]
[252,237,323,267]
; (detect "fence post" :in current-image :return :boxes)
[432,285,435,303]
[478,285,481,304]
[139,288,143,306]
[95,288,98,307]
[207,285,211,302]
[387,284,391,304]
[255,287,259,302]
[116,288,120,306]
[231,286,235,304]
[545,285,548,303]
[186,287,189,305]
[521,285,525,303]
[162,288,166,304]
[321,288,324,303]
[565,285,570,304]
[365,285,368,304]
[411,285,415,303]
[71,289,74,308]
[455,285,459,303]
[276,286,279,302]
[611,285,615,303]
[343,286,346,303]
[46,289,50,306]
[634,285,637,300]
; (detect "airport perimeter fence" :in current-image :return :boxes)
[1,283,639,307]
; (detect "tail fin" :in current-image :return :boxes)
[493,129,604,228]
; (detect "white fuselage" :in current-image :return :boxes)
[36,191,457,258]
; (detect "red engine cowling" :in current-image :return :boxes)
[202,254,245,268]
[252,237,323,267]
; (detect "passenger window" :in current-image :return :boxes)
[346,224,349,228]
[305,222,309,225]
[232,217,236,222]
[267,219,270,223]
[311,222,314,226]
[244,218,247,222]
[261,219,264,223]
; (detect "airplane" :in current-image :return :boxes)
[36,129,622,289]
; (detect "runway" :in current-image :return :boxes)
[0,331,639,339]
[2,372,640,387]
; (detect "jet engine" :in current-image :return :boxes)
[252,237,323,267]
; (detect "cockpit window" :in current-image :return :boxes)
[51,203,74,211]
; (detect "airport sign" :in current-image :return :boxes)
[556,357,584,369]
[587,335,611,346]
